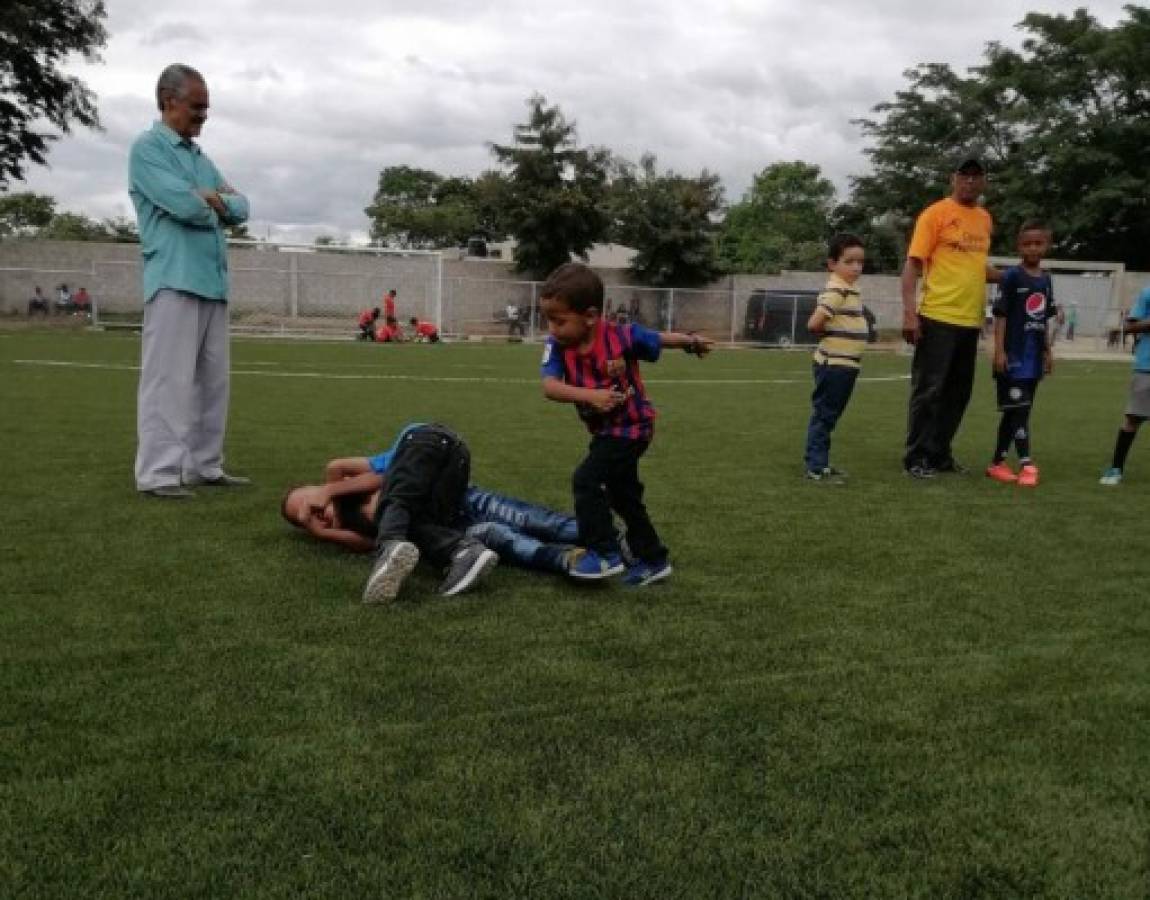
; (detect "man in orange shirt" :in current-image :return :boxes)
[901,158,1000,478]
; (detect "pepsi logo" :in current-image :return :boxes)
[1025,293,1046,318]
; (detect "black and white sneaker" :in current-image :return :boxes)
[904,463,937,480]
[363,540,420,604]
[439,543,498,596]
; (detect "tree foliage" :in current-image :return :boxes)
[717,162,835,274]
[0,191,56,236]
[609,154,723,287]
[852,7,1150,267]
[364,165,509,249]
[0,0,108,187]
[490,95,611,278]
[0,191,137,242]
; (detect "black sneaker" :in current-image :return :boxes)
[904,463,937,479]
[439,542,498,596]
[363,540,420,604]
[935,459,969,475]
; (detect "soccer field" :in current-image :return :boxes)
[3,329,1148,897]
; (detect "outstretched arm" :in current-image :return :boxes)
[659,331,714,356]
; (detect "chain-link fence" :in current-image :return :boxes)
[0,240,1139,354]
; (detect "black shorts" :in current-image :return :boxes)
[995,375,1038,411]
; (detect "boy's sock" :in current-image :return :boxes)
[1013,421,1031,463]
[993,413,1013,464]
[1113,428,1137,471]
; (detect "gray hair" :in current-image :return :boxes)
[155,64,205,111]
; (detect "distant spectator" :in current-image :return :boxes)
[506,302,526,338]
[409,317,440,343]
[55,284,74,315]
[357,307,380,341]
[383,289,397,320]
[73,286,92,317]
[375,316,405,343]
[1067,303,1078,341]
[27,286,48,316]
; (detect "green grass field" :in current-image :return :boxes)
[3,328,1148,898]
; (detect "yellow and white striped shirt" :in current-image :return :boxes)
[812,275,868,369]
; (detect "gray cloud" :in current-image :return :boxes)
[141,21,209,46]
[16,0,1134,244]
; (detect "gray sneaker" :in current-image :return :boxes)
[439,542,498,596]
[363,540,420,604]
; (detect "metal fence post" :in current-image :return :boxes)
[289,253,299,319]
[530,282,538,341]
[729,278,737,343]
[668,289,675,331]
[434,253,443,332]
[790,295,798,346]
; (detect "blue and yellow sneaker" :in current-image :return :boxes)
[622,558,673,587]
[568,550,625,580]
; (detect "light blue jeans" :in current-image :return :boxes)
[460,487,579,573]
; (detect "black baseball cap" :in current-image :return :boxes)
[953,157,985,175]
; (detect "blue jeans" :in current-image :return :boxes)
[804,363,859,472]
[458,487,579,573]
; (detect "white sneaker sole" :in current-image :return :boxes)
[440,548,498,597]
[363,542,420,604]
[629,565,673,587]
[568,561,626,580]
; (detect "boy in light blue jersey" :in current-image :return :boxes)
[1100,287,1150,485]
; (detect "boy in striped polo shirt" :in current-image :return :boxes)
[804,234,869,482]
[539,263,713,586]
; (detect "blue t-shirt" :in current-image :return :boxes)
[367,422,427,474]
[993,266,1056,381]
[1131,288,1150,373]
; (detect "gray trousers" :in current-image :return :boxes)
[135,290,230,490]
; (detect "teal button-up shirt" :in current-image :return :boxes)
[128,122,250,303]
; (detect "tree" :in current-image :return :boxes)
[103,215,138,243]
[716,162,836,274]
[490,95,611,278]
[851,7,1150,267]
[364,165,483,249]
[609,154,724,287]
[39,210,105,241]
[0,1,108,187]
[0,191,56,236]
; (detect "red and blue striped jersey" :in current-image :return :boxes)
[541,320,663,440]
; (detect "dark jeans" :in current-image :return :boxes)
[805,363,859,471]
[572,435,666,563]
[373,425,471,568]
[904,317,980,469]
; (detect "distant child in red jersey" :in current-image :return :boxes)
[357,307,380,340]
[539,262,713,586]
[409,317,440,343]
[375,316,405,343]
[383,289,397,319]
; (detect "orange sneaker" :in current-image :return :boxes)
[1017,464,1039,487]
[985,462,1017,484]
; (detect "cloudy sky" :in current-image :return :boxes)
[17,0,1131,243]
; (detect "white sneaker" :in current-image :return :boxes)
[1099,467,1123,486]
[363,541,420,604]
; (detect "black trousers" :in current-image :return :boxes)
[904,317,981,469]
[572,435,667,562]
[373,425,471,568]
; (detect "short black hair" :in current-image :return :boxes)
[1018,220,1049,236]
[279,485,304,527]
[539,262,604,313]
[828,233,864,262]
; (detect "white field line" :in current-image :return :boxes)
[10,358,912,387]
